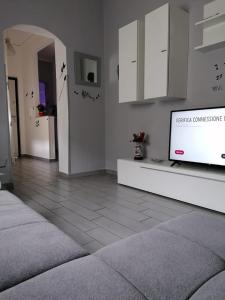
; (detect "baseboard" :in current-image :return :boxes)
[59,169,117,178]
[105,169,117,176]
[59,169,105,178]
[21,154,57,163]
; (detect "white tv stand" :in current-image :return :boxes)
[117,159,225,213]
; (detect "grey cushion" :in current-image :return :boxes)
[0,191,46,230]
[0,256,145,300]
[0,191,88,292]
[0,191,23,205]
[190,270,225,300]
[95,228,225,300]
[0,205,46,231]
[157,212,225,260]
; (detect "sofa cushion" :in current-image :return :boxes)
[0,191,46,231]
[0,256,145,300]
[0,191,47,231]
[0,191,23,205]
[157,212,225,260]
[0,205,46,231]
[190,270,225,300]
[95,228,225,300]
[0,222,88,292]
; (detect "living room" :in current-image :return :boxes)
[1,0,225,299]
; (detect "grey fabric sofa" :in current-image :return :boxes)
[0,191,225,299]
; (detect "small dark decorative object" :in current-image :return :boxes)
[81,90,101,101]
[36,104,46,117]
[35,120,40,127]
[131,131,147,160]
[212,63,224,92]
[61,62,66,74]
[87,72,95,83]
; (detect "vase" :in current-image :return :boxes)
[134,142,145,160]
[39,111,45,117]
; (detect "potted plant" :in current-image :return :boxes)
[37,104,46,117]
[131,131,147,160]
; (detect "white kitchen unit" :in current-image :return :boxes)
[118,159,225,214]
[144,3,189,100]
[119,20,144,103]
[195,0,225,52]
[32,116,56,160]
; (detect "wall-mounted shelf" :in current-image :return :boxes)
[195,0,225,52]
[194,40,225,53]
[195,12,225,28]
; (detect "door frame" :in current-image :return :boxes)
[8,77,21,157]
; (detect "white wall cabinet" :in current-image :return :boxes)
[144,4,189,100]
[119,20,144,103]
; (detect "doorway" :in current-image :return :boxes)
[8,77,21,159]
[3,25,70,174]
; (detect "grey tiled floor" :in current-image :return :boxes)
[12,158,219,253]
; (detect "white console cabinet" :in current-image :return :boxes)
[118,159,225,214]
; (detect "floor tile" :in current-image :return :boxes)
[48,215,94,245]
[61,200,100,220]
[11,158,214,251]
[97,208,148,233]
[83,240,103,253]
[93,217,135,238]
[142,209,173,222]
[53,207,98,231]
[87,227,120,245]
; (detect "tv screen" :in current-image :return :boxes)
[169,107,225,166]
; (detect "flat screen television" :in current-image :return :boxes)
[169,107,225,167]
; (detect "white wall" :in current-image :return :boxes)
[0,0,105,184]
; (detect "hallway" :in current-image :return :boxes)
[12,158,216,253]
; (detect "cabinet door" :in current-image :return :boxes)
[119,21,138,103]
[145,4,169,99]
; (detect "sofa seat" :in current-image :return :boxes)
[1,190,225,300]
[190,270,225,300]
[95,227,225,300]
[0,256,146,300]
[157,212,225,260]
[0,191,88,292]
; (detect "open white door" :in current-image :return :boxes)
[8,78,20,160]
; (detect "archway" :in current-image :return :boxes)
[3,25,70,175]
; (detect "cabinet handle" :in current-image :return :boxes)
[161,49,167,53]
[131,60,137,63]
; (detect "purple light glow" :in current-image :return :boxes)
[39,81,46,106]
